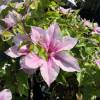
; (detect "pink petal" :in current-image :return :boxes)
[93,27,100,34]
[20,53,42,70]
[58,7,72,14]
[2,11,16,28]
[5,46,20,58]
[5,45,29,58]
[0,89,12,100]
[83,19,93,28]
[31,26,49,50]
[95,59,100,68]
[18,45,29,56]
[47,23,61,46]
[55,36,77,52]
[40,58,60,86]
[31,26,46,44]
[53,52,80,72]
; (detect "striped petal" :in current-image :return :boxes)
[53,52,80,72]
[40,58,60,86]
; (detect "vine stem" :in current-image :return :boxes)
[28,76,34,100]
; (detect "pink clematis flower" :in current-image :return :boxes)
[5,34,29,58]
[2,11,16,28]
[20,23,80,86]
[83,19,100,34]
[93,26,100,34]
[0,89,12,100]
[57,7,72,14]
[83,19,93,29]
[5,33,34,74]
[95,59,100,68]
[2,11,22,28]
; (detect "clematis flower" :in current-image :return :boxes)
[5,33,34,74]
[5,34,29,58]
[2,12,16,28]
[20,23,80,86]
[93,26,100,34]
[83,19,100,35]
[57,7,73,14]
[83,19,93,29]
[0,89,12,100]
[95,59,100,68]
[2,10,22,28]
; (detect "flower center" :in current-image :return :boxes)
[30,44,55,60]
[30,44,48,60]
